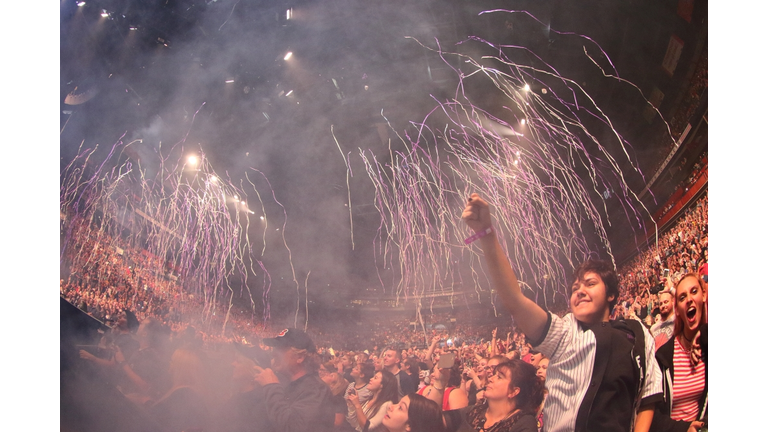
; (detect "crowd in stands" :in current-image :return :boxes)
[613,192,708,328]
[62,190,708,432]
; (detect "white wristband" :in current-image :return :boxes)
[464,227,493,244]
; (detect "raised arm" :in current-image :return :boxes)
[462,194,549,341]
[424,335,440,369]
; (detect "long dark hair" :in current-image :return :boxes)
[368,370,399,418]
[494,359,545,415]
[406,393,446,432]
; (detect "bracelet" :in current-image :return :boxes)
[464,227,493,244]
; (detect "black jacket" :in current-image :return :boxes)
[263,372,335,432]
[650,324,708,432]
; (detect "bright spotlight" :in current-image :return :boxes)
[101,9,109,18]
[520,119,526,125]
[210,176,218,183]
[541,88,548,94]
[284,52,293,60]
[77,1,86,6]
[241,201,246,205]
[523,83,530,92]
[260,216,265,220]
[234,196,239,201]
[187,155,198,165]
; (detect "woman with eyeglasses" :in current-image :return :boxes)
[464,359,544,432]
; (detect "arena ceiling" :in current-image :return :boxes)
[60,0,708,315]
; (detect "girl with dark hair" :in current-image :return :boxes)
[345,362,376,430]
[348,370,399,432]
[465,359,544,432]
[381,393,447,432]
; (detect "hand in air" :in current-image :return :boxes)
[79,350,95,361]
[690,331,702,366]
[461,193,493,234]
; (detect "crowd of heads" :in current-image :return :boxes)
[63,188,706,432]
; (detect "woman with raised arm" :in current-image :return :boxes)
[417,358,469,411]
[461,194,662,432]
[649,273,707,432]
[463,357,490,405]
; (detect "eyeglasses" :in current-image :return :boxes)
[483,365,499,375]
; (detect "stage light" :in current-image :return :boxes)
[225,79,234,83]
[523,83,530,92]
[101,9,109,18]
[285,90,293,96]
[210,176,217,183]
[260,216,265,220]
[520,119,526,125]
[241,201,246,205]
[129,26,138,31]
[541,88,548,94]
[77,1,86,6]
[187,155,198,165]
[284,52,293,60]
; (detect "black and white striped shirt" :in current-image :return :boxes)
[533,312,663,432]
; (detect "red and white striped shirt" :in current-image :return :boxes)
[670,338,706,421]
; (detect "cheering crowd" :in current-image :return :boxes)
[63,191,707,432]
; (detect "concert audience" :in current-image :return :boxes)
[63,185,708,432]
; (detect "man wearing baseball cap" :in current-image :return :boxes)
[253,328,335,432]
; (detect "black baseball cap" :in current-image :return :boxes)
[262,328,316,353]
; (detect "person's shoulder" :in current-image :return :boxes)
[510,412,538,432]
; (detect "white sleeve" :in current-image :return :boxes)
[532,312,572,362]
[639,324,663,403]
[367,401,392,429]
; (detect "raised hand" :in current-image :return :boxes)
[461,194,493,234]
